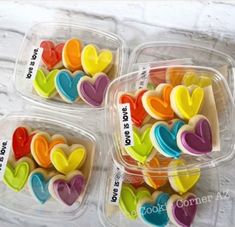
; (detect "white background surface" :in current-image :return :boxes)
[0,1,235,226]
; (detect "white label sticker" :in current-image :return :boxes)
[0,139,11,180]
[136,65,150,89]
[108,166,123,205]
[25,46,43,80]
[118,103,134,147]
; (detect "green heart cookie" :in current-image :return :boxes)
[33,68,58,98]
[3,161,30,192]
[125,126,154,163]
[119,183,151,219]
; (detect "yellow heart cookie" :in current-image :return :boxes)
[182,71,212,88]
[50,144,86,174]
[81,44,113,76]
[168,159,200,194]
[170,85,204,120]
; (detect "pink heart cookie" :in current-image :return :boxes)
[77,73,110,107]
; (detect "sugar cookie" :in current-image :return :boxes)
[31,132,66,168]
[137,191,169,226]
[119,89,149,127]
[142,83,175,120]
[177,115,212,156]
[125,124,155,164]
[49,170,85,206]
[50,144,86,174]
[183,71,212,88]
[170,85,204,120]
[81,44,113,76]
[55,69,85,103]
[28,168,56,204]
[167,193,197,227]
[12,126,36,160]
[62,38,83,72]
[3,157,35,192]
[119,184,151,220]
[77,72,110,107]
[150,119,185,158]
[168,159,200,195]
[33,68,59,98]
[143,155,170,189]
[40,40,64,70]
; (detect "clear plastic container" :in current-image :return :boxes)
[98,156,220,227]
[0,113,97,220]
[128,42,235,96]
[14,22,125,112]
[105,65,235,174]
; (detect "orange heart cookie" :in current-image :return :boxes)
[143,155,171,189]
[142,83,174,120]
[31,132,67,168]
[166,67,189,86]
[62,38,83,72]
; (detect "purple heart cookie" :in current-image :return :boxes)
[49,171,85,206]
[177,115,212,155]
[78,73,110,107]
[167,193,197,227]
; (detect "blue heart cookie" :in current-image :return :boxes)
[151,120,185,158]
[29,172,50,204]
[55,70,84,103]
[138,192,170,227]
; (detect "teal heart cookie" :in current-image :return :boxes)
[150,120,185,158]
[138,191,170,227]
[55,70,84,103]
[28,171,51,204]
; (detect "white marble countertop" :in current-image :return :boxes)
[0,1,235,226]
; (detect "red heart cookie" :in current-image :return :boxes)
[40,41,64,70]
[119,89,148,127]
[12,126,35,160]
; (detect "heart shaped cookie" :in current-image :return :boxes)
[62,38,83,72]
[150,119,185,158]
[40,40,64,70]
[137,191,170,226]
[119,184,151,219]
[50,144,86,174]
[167,193,197,227]
[3,157,35,192]
[177,115,212,156]
[55,70,85,103]
[49,170,85,206]
[143,155,171,189]
[142,83,175,120]
[31,132,66,168]
[78,73,110,107]
[168,159,200,194]
[119,89,148,127]
[125,125,155,163]
[33,68,59,98]
[170,85,204,120]
[165,67,187,86]
[12,126,35,160]
[81,44,113,76]
[28,168,56,204]
[183,71,212,88]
